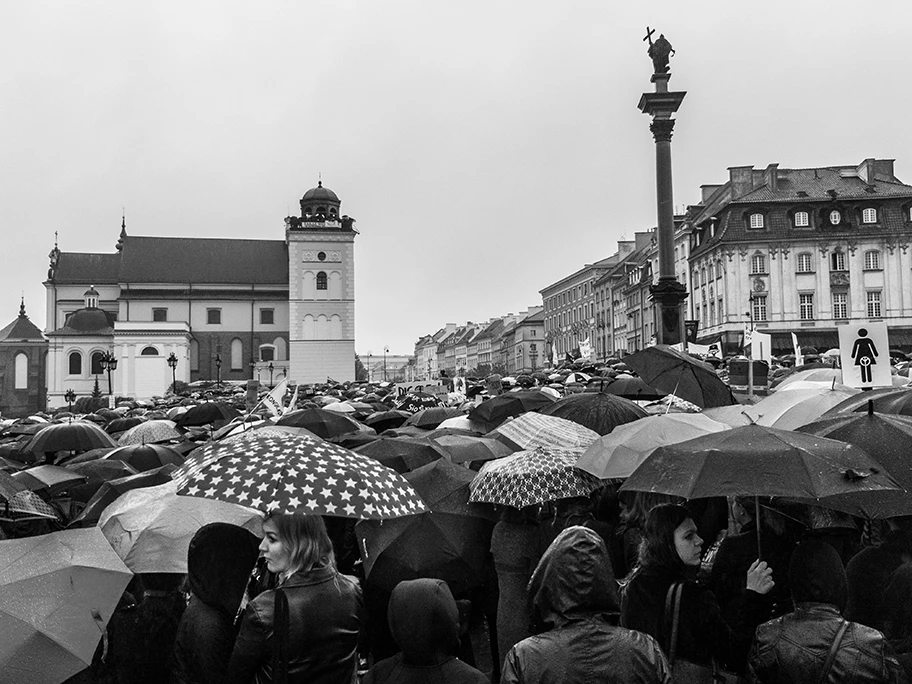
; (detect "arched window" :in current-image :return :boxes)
[862,208,877,224]
[14,353,27,389]
[68,351,82,376]
[91,352,104,375]
[749,213,765,229]
[259,345,275,362]
[794,211,810,227]
[303,315,316,341]
[750,254,767,275]
[272,337,286,361]
[231,338,243,369]
[316,271,328,290]
[140,346,159,355]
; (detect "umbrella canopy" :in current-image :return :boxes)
[173,402,241,428]
[27,421,118,454]
[68,464,177,527]
[576,412,731,480]
[774,368,843,389]
[11,465,87,496]
[363,410,411,433]
[403,407,466,429]
[623,345,737,408]
[748,386,859,431]
[431,434,516,464]
[0,470,27,501]
[393,392,444,414]
[822,387,912,418]
[101,443,185,472]
[322,401,357,414]
[538,392,647,436]
[356,458,496,593]
[103,416,145,435]
[354,437,447,474]
[117,419,182,446]
[99,480,262,573]
[0,490,60,522]
[469,447,601,509]
[0,527,132,684]
[600,375,667,401]
[620,424,902,518]
[275,408,361,439]
[701,404,756,427]
[468,391,556,429]
[487,412,599,451]
[174,432,428,519]
[436,415,488,433]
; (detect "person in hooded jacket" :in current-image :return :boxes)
[362,578,488,684]
[172,523,261,684]
[748,539,907,683]
[502,526,671,684]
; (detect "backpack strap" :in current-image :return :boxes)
[272,589,289,684]
[817,619,849,684]
[664,582,683,665]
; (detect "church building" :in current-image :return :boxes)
[43,182,357,407]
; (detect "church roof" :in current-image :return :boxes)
[54,253,122,284]
[0,310,44,342]
[49,308,116,336]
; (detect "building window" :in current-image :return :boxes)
[68,351,82,375]
[260,345,275,362]
[752,295,767,322]
[260,308,274,325]
[316,271,328,290]
[796,252,813,273]
[794,211,810,227]
[318,251,326,261]
[862,208,877,224]
[799,293,815,320]
[831,251,847,271]
[832,292,848,320]
[152,308,167,322]
[749,213,765,229]
[863,250,881,270]
[867,291,882,318]
[14,353,27,389]
[750,254,767,275]
[829,210,841,225]
[207,308,221,324]
[91,352,104,375]
[140,346,159,355]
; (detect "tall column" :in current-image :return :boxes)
[638,68,688,344]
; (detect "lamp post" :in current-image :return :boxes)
[99,351,117,398]
[383,346,389,382]
[215,353,222,390]
[268,362,275,388]
[64,389,76,412]
[367,350,372,383]
[745,293,755,400]
[167,352,178,392]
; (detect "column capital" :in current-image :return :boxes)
[650,118,676,143]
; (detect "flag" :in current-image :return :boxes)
[283,383,299,415]
[259,378,289,417]
[579,337,592,359]
[551,345,558,367]
[743,324,753,348]
[791,332,803,366]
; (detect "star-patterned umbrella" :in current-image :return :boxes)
[174,432,428,519]
[469,447,602,509]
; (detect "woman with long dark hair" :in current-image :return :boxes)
[620,503,773,674]
[228,513,364,684]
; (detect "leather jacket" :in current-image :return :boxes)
[228,565,364,684]
[748,603,907,684]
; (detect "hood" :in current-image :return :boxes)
[388,578,459,663]
[529,525,619,628]
[788,539,847,612]
[188,523,261,617]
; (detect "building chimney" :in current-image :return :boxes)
[764,163,779,191]
[700,184,723,203]
[728,166,755,199]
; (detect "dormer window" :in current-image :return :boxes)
[749,213,765,229]
[829,210,842,225]
[794,211,809,228]
[862,208,877,224]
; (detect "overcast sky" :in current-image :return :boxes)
[2,1,910,355]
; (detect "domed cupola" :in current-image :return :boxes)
[299,181,341,221]
[83,286,100,309]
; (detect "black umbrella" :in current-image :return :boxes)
[102,444,185,472]
[104,417,145,435]
[173,402,241,428]
[276,408,361,439]
[600,375,666,401]
[363,410,412,433]
[68,464,177,527]
[27,421,119,454]
[539,392,647,436]
[468,391,556,429]
[822,387,912,418]
[623,345,737,408]
[403,407,466,429]
[354,437,447,474]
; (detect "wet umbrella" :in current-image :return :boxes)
[0,490,60,522]
[623,345,738,409]
[12,465,88,497]
[66,460,139,504]
[436,415,488,433]
[431,434,516,464]
[403,406,466,429]
[356,458,496,593]
[749,385,859,431]
[100,480,263,573]
[394,392,443,414]
[276,408,361,439]
[117,419,182,446]
[0,469,27,501]
[487,412,599,451]
[539,392,647,436]
[103,416,145,435]
[469,447,601,509]
[68,464,177,527]
[354,437,447,474]
[468,391,556,429]
[774,368,843,390]
[173,402,241,428]
[822,387,912,418]
[27,421,119,454]
[0,527,132,684]
[175,432,428,519]
[363,410,411,433]
[600,375,667,401]
[100,443,184,472]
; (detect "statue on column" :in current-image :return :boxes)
[644,27,675,74]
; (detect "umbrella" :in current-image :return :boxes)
[356,458,496,593]
[68,464,177,527]
[103,416,145,435]
[0,527,132,684]
[576,412,731,480]
[175,432,428,519]
[0,490,60,522]
[620,424,903,520]
[27,421,119,454]
[354,437,447,474]
[0,470,27,501]
[403,407,466,429]
[275,408,361,439]
[469,447,601,509]
[821,387,912,417]
[748,386,859,431]
[431,434,516,464]
[101,443,185,472]
[701,404,756,428]
[487,412,599,451]
[563,372,591,385]
[393,392,444,414]
[600,375,667,401]
[117,419,182,446]
[99,480,262,573]
[538,392,647,436]
[322,401,357,414]
[11,465,88,496]
[363,410,411,433]
[173,402,240,428]
[623,345,738,408]
[468,391,556,429]
[774,368,843,389]
[436,415,488,433]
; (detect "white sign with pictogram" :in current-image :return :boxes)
[838,322,891,388]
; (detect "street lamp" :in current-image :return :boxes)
[268,361,275,388]
[167,352,178,392]
[383,346,389,382]
[99,351,117,397]
[64,389,76,413]
[215,353,222,389]
[745,292,756,400]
